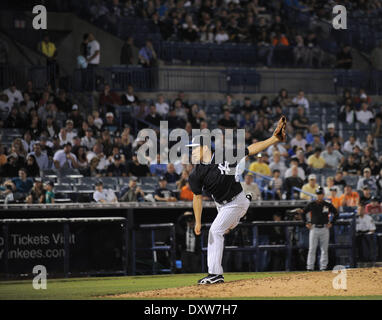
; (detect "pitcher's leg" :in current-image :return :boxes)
[207,194,249,275]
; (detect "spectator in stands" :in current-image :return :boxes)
[273,88,292,108]
[25,154,40,177]
[99,84,122,107]
[353,89,372,107]
[180,181,193,201]
[119,176,144,202]
[26,178,45,204]
[360,186,373,204]
[120,37,139,65]
[355,202,376,264]
[268,169,283,200]
[336,45,352,69]
[256,30,273,67]
[328,186,341,210]
[41,116,59,139]
[324,176,336,197]
[269,151,287,176]
[356,103,374,125]
[92,111,103,130]
[340,185,360,209]
[0,153,20,178]
[4,168,33,202]
[341,154,361,175]
[127,152,151,177]
[93,180,118,203]
[239,112,255,132]
[293,35,308,67]
[38,33,59,88]
[59,120,76,146]
[285,157,306,180]
[86,32,100,67]
[139,39,158,67]
[222,94,235,113]
[371,41,382,71]
[154,176,177,202]
[333,170,347,192]
[145,105,162,127]
[217,110,237,129]
[292,90,309,110]
[357,168,377,195]
[54,89,72,113]
[300,174,319,200]
[215,28,229,44]
[241,173,261,201]
[343,135,361,154]
[284,165,304,200]
[102,113,118,133]
[44,181,55,204]
[365,197,382,214]
[339,98,356,125]
[81,128,97,151]
[107,154,127,177]
[69,105,84,130]
[121,84,139,106]
[181,16,199,42]
[324,123,338,144]
[248,153,271,176]
[164,163,180,183]
[321,142,343,169]
[155,94,170,117]
[307,147,325,170]
[53,142,78,169]
[5,107,23,128]
[290,131,307,150]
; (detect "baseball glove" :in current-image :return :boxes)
[273,115,287,142]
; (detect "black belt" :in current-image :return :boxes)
[314,224,325,228]
[215,191,242,205]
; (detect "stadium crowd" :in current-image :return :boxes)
[0,79,381,217]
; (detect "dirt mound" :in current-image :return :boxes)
[111,268,382,298]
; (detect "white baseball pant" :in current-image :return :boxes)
[208,191,250,275]
[307,226,330,270]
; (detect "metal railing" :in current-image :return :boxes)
[200,218,357,272]
[134,223,176,275]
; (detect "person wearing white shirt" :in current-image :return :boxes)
[86,143,110,171]
[356,203,377,263]
[356,103,374,125]
[53,143,79,169]
[93,181,118,203]
[292,90,309,110]
[343,135,361,154]
[155,94,169,117]
[81,128,97,150]
[290,131,307,150]
[269,151,287,176]
[241,173,261,200]
[86,33,100,65]
[285,163,306,181]
[215,29,229,44]
[29,143,49,170]
[59,120,77,146]
[321,143,343,169]
[3,83,23,107]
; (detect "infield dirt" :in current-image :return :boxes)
[110,267,382,298]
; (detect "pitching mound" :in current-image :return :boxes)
[110,268,382,298]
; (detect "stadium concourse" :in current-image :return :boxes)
[0,0,382,277]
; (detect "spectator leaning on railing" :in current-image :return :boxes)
[93,180,117,203]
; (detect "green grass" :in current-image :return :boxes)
[0,273,381,300]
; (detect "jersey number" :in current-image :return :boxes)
[218,161,230,175]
